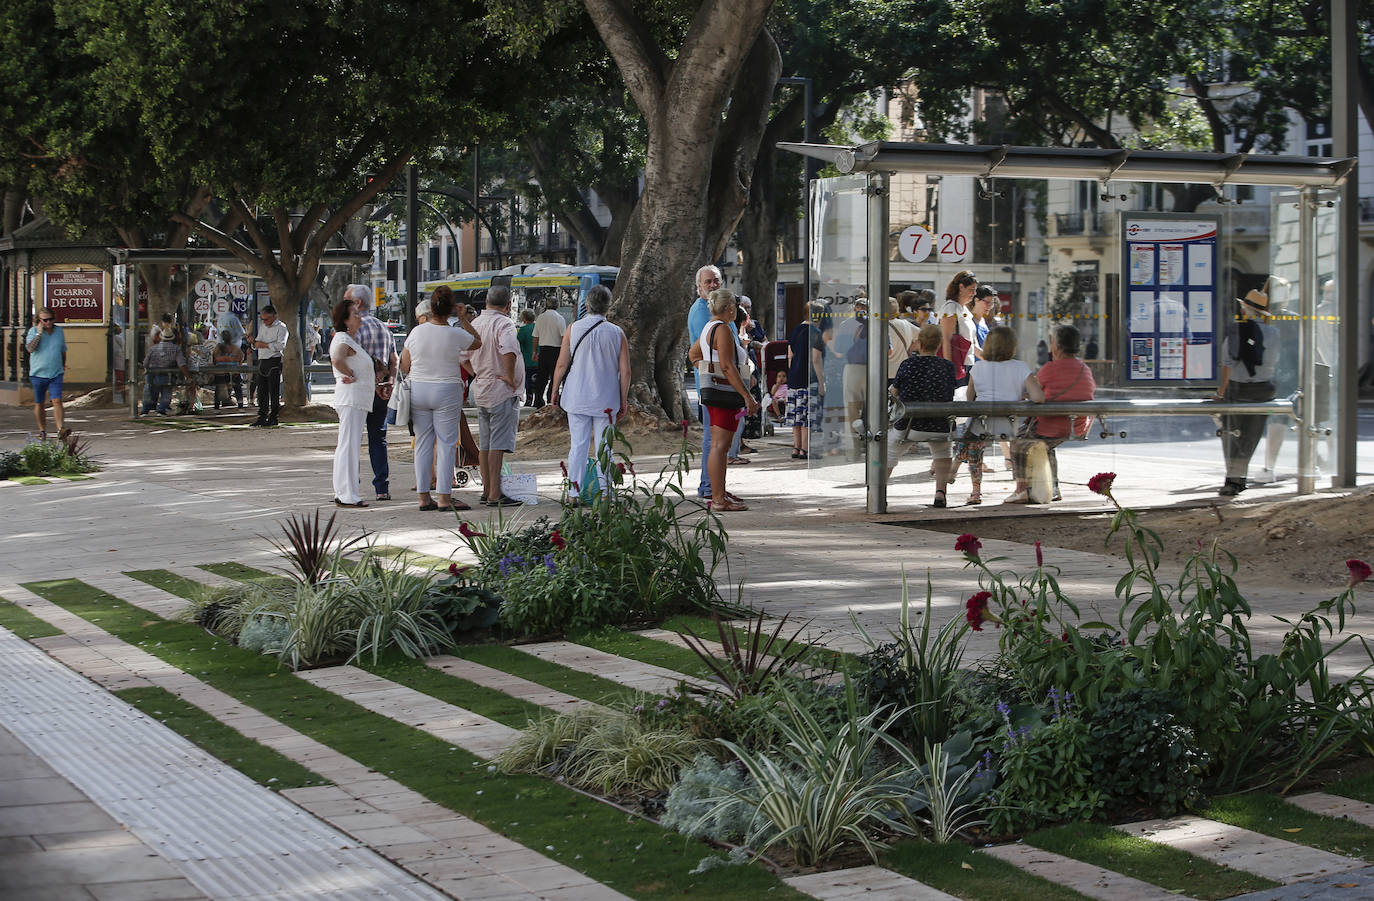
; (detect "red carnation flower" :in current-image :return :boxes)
[458,522,485,539]
[550,529,566,550]
[1348,559,1371,588]
[1088,472,1116,496]
[616,462,626,475]
[448,562,470,575]
[965,590,992,631]
[954,533,982,558]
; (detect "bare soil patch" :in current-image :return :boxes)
[516,406,696,458]
[919,486,1374,592]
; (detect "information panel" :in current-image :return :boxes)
[1119,214,1220,386]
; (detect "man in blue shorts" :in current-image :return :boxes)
[25,307,67,439]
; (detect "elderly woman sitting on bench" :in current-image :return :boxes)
[1008,324,1096,503]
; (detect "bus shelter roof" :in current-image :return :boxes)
[107,248,371,266]
[777,141,1355,187]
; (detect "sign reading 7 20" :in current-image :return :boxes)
[897,224,968,263]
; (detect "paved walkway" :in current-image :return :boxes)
[1,402,1373,899]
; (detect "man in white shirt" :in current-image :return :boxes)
[531,298,566,407]
[250,305,289,426]
[463,286,525,506]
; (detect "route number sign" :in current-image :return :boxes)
[897,224,969,263]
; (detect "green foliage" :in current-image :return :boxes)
[237,613,290,655]
[346,558,452,666]
[958,497,1374,793]
[985,694,1105,835]
[662,755,761,845]
[1086,689,1208,814]
[499,708,706,796]
[695,683,922,867]
[906,734,990,843]
[852,573,970,746]
[0,450,24,478]
[16,439,96,476]
[463,427,732,637]
[679,610,812,700]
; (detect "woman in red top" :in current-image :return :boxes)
[1008,324,1096,502]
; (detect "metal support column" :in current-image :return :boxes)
[865,172,890,514]
[405,164,419,329]
[1297,186,1317,496]
[127,261,139,419]
[1332,0,1358,488]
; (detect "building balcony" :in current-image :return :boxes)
[1051,212,1108,236]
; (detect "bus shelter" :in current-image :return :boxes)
[777,141,1356,513]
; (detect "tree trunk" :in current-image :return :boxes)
[736,159,780,338]
[262,271,310,409]
[583,0,780,419]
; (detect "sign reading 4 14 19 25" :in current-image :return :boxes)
[897,224,969,263]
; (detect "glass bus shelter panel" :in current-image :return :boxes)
[807,174,870,480]
[1269,192,1342,483]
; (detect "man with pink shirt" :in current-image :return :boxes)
[463,285,526,506]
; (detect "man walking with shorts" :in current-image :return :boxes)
[464,285,525,507]
[25,307,67,440]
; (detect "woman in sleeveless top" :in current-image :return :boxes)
[687,288,759,511]
[551,284,629,499]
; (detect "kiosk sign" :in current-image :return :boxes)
[1119,214,1220,386]
[43,270,106,323]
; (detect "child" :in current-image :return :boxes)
[768,370,788,419]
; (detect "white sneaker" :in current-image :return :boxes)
[1257,468,1276,483]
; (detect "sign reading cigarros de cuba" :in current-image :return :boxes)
[42,270,107,324]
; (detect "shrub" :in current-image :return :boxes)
[273,580,361,670]
[347,556,452,665]
[237,613,291,655]
[15,438,97,475]
[984,691,1105,835]
[662,754,764,845]
[680,610,812,701]
[1087,689,1208,815]
[458,423,735,637]
[853,573,970,746]
[500,708,706,796]
[0,450,23,478]
[270,509,367,586]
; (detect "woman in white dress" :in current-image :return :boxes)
[401,287,481,512]
[329,299,376,507]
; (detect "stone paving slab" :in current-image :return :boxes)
[982,842,1200,901]
[2,585,628,901]
[424,654,604,714]
[512,641,713,695]
[0,619,446,901]
[1287,792,1374,829]
[1115,816,1366,883]
[293,666,520,759]
[785,864,959,900]
[1228,865,1374,900]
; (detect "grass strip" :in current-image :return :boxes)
[26,578,804,901]
[369,545,455,571]
[199,561,291,587]
[1329,769,1374,805]
[883,840,1093,901]
[364,653,549,729]
[125,569,210,601]
[453,644,644,706]
[572,627,717,681]
[9,476,48,485]
[0,596,63,639]
[1205,793,1374,862]
[50,473,95,481]
[1025,822,1278,899]
[116,686,328,790]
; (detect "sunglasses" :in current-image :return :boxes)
[917,307,933,313]
[38,317,53,322]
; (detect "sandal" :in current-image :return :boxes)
[727,457,750,465]
[1003,488,1030,504]
[932,489,947,508]
[418,502,439,511]
[711,499,750,512]
[376,492,392,501]
[796,450,808,460]
[791,449,802,459]
[334,498,369,508]
[966,493,982,506]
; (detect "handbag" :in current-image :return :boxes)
[696,322,747,410]
[386,373,411,426]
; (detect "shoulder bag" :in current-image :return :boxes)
[696,322,746,410]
